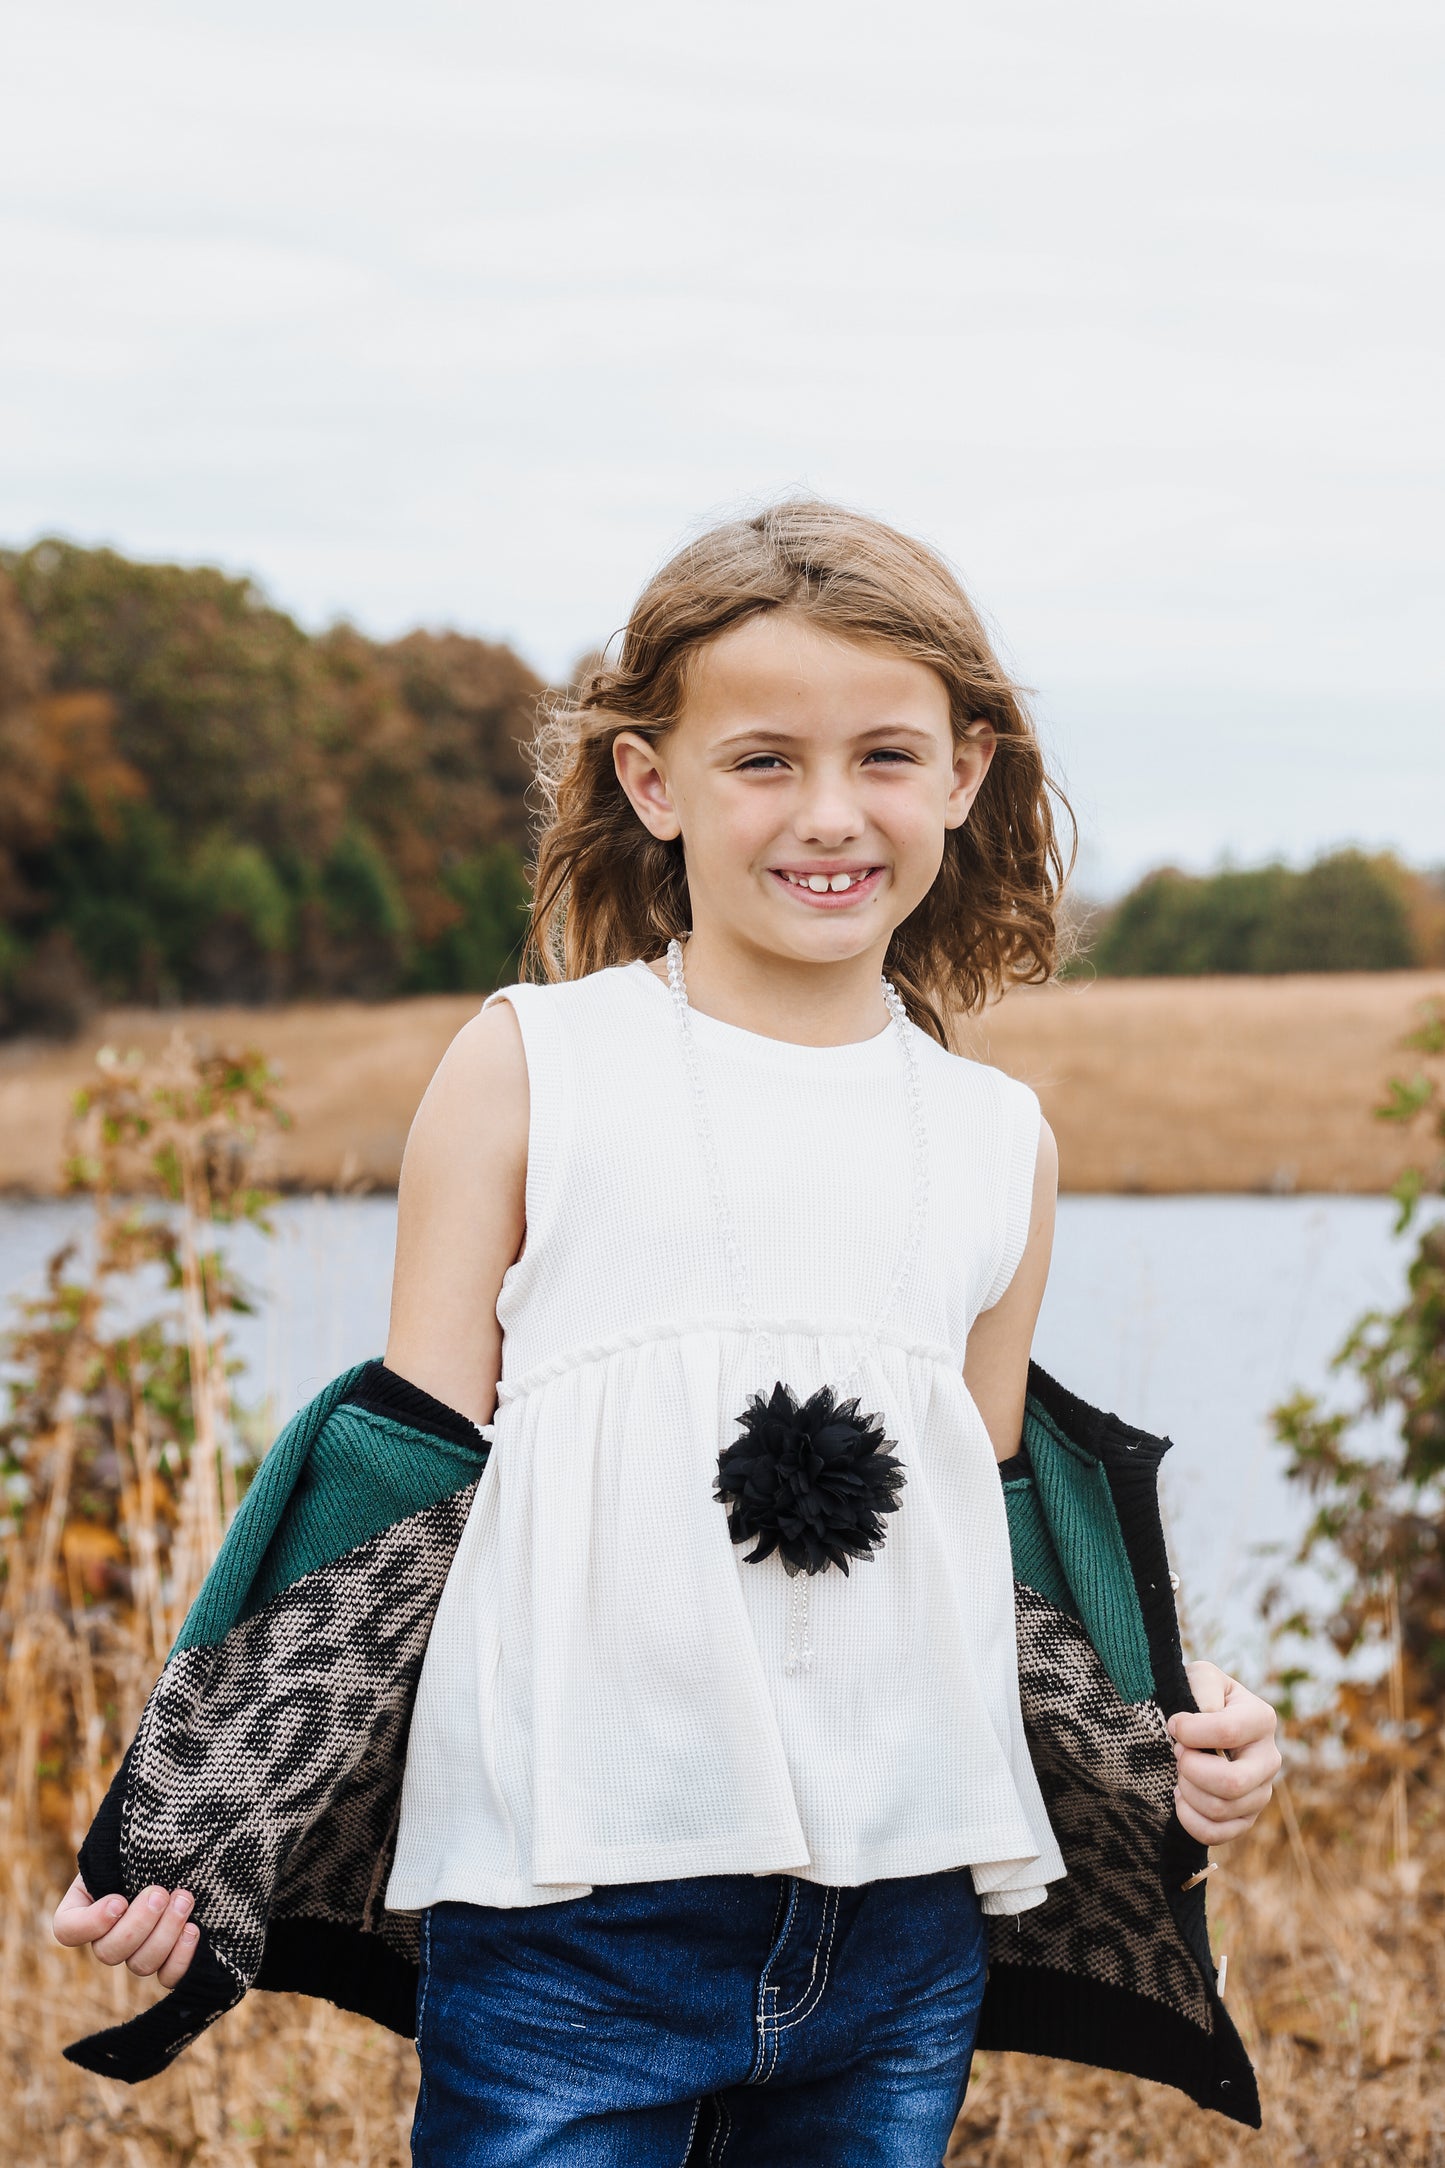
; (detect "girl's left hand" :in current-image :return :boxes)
[1170,1662,1282,1846]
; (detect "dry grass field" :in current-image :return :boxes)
[4,1770,1442,2166]
[965,970,1445,1194]
[1,970,1443,1197]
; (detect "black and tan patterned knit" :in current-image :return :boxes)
[63,1360,1259,2128]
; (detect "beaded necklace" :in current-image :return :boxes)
[665,936,926,1672]
[665,937,929,1338]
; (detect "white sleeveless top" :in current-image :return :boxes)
[385,961,1065,1916]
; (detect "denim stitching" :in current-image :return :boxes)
[746,1879,798,2085]
[706,2095,733,2163]
[771,1887,840,2025]
[763,1983,781,2083]
[772,1887,840,2045]
[758,1885,840,2082]
[678,2098,701,2165]
[759,1991,778,2086]
[412,1909,434,2154]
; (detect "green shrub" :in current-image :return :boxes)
[411,845,530,994]
[1252,851,1415,973]
[1090,850,1420,976]
[192,838,294,955]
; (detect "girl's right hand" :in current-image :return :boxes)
[52,1873,200,1985]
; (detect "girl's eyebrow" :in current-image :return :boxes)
[710,722,940,752]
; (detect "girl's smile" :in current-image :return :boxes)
[769,862,886,908]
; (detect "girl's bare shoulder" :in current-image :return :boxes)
[402,998,529,1183]
[389,1001,530,1414]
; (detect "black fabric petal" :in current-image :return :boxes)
[714,1382,906,1577]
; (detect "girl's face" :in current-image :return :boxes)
[613,610,994,972]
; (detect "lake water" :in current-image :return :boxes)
[0,1192,1428,1676]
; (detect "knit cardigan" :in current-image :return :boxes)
[65,1358,1260,2129]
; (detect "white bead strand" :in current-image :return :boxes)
[664,938,929,1338]
[666,938,759,1336]
[877,974,929,1326]
[785,1573,814,1676]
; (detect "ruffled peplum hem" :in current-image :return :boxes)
[387,1325,1065,1912]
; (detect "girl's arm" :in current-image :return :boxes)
[963,1116,1060,1465]
[963,1118,1280,1848]
[384,999,530,1423]
[52,1002,531,1980]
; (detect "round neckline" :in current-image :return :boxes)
[629,957,904,1067]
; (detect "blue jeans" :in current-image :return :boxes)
[412,1869,988,2166]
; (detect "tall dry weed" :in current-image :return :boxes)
[0,1035,427,2164]
[949,1765,1445,2167]
[1,1036,1443,2164]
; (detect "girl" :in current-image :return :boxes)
[57,501,1280,2162]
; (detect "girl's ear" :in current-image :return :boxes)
[944,721,997,831]
[613,730,683,841]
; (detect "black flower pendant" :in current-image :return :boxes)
[714,1382,906,1578]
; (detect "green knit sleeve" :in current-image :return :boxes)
[1016,1396,1158,1705]
[172,1367,490,1652]
[1003,1470,1080,1622]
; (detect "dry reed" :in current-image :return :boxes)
[3,1763,1440,2165]
[2,1038,1443,2164]
[948,1766,1445,2166]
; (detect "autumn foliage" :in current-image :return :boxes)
[0,541,540,1032]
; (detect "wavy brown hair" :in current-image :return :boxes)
[526,499,1074,1045]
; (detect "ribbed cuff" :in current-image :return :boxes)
[341,1360,491,1452]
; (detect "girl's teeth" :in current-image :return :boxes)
[793,871,861,892]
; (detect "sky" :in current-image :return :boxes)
[2,0,1441,892]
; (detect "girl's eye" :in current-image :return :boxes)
[731,747,917,772]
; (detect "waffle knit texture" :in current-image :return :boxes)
[387,961,1062,1915]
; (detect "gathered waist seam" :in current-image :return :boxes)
[495,1317,961,1406]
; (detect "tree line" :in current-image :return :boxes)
[1082,851,1445,978]
[0,541,538,1034]
[1,539,1440,1035]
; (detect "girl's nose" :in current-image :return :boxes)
[793,780,864,847]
